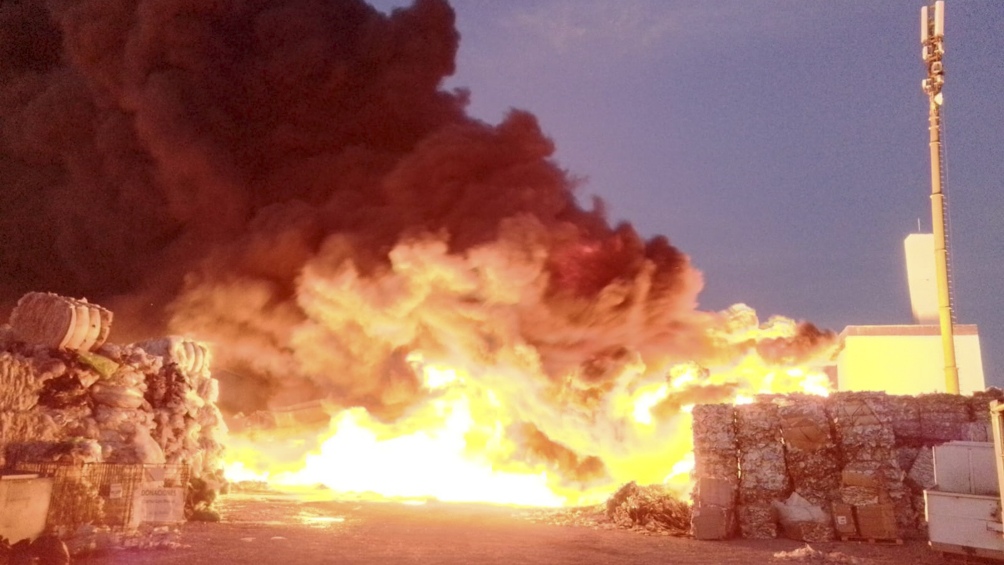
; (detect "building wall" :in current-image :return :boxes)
[836,325,985,395]
[904,233,938,324]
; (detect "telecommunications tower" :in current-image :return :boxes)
[920,1,959,394]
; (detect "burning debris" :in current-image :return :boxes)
[0,292,226,539]
[690,389,1004,543]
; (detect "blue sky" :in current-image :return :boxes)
[373,1,1004,386]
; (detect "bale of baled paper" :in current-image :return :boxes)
[826,392,895,431]
[735,402,782,447]
[738,503,778,539]
[778,402,840,506]
[738,442,790,501]
[772,492,834,543]
[692,404,736,451]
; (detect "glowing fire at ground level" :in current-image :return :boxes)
[223,336,832,508]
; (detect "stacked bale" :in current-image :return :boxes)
[9,293,111,353]
[777,397,840,541]
[918,393,971,443]
[735,401,790,538]
[827,392,908,539]
[693,389,1004,542]
[690,404,738,539]
[137,337,226,480]
[0,293,227,504]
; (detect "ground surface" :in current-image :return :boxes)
[75,491,959,565]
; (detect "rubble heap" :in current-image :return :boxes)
[605,482,691,534]
[0,293,226,512]
[691,389,1004,542]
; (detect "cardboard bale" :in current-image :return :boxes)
[739,442,790,494]
[693,448,739,483]
[827,392,894,428]
[779,402,835,452]
[895,446,920,476]
[738,503,778,539]
[839,485,882,506]
[969,389,1004,423]
[887,395,922,442]
[694,477,736,508]
[842,461,904,489]
[906,447,935,490]
[835,423,895,450]
[832,503,857,537]
[691,505,734,540]
[919,420,967,443]
[736,402,781,446]
[773,492,834,543]
[961,421,991,442]
[784,448,840,506]
[854,503,898,540]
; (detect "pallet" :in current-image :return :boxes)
[840,536,904,545]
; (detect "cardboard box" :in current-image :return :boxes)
[831,503,858,536]
[695,477,735,507]
[691,505,734,540]
[842,470,881,489]
[781,416,829,450]
[854,503,898,540]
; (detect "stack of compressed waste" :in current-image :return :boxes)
[691,388,1004,542]
[690,404,738,539]
[0,292,227,534]
[735,402,790,539]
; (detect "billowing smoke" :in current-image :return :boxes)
[1,0,834,495]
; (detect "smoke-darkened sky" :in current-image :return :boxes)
[368,0,1004,384]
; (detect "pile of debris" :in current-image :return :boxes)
[605,482,691,534]
[0,292,227,529]
[691,389,1004,542]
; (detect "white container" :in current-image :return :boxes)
[0,474,53,543]
[926,490,1004,558]
[934,441,999,495]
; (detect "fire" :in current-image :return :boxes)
[223,303,833,506]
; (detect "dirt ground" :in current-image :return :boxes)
[75,491,960,565]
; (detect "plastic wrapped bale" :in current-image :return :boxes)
[135,337,211,381]
[738,502,778,539]
[8,293,112,352]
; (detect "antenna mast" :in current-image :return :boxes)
[921,0,959,394]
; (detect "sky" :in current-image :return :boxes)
[371,0,1004,386]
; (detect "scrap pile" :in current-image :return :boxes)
[605,482,691,534]
[690,388,1004,542]
[0,292,227,524]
